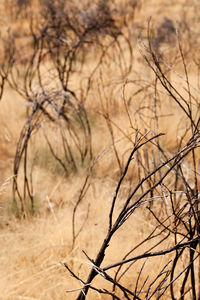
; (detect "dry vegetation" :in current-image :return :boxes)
[1,0,200,299]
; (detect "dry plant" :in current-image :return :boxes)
[0,0,138,217]
[63,21,200,300]
[0,0,200,300]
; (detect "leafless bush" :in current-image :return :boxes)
[0,0,137,216]
[63,22,200,300]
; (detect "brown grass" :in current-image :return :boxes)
[0,0,200,299]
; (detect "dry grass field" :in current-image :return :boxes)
[1,0,200,299]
